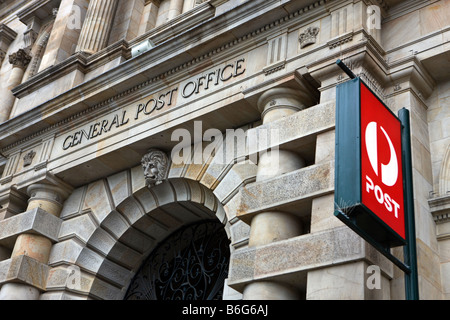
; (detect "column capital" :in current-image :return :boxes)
[8,49,31,69]
[257,87,312,123]
[25,174,73,216]
[27,183,70,205]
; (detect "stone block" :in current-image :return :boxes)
[89,276,124,300]
[101,210,130,239]
[236,161,334,223]
[132,214,170,243]
[117,226,156,254]
[228,219,250,250]
[58,213,97,244]
[107,170,131,208]
[75,247,132,288]
[150,180,176,207]
[245,102,335,155]
[130,165,146,194]
[0,208,62,249]
[45,265,107,299]
[228,226,365,291]
[213,163,257,204]
[82,180,114,224]
[116,196,146,225]
[60,187,85,220]
[40,291,88,300]
[310,194,343,233]
[0,255,49,291]
[306,262,366,300]
[315,130,335,164]
[133,187,158,214]
[48,239,84,267]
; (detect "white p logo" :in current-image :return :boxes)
[365,122,398,187]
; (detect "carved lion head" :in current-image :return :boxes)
[141,149,169,187]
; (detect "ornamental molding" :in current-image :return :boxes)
[429,194,450,224]
[327,31,353,49]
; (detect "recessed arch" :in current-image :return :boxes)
[51,140,257,299]
[85,177,231,299]
[124,219,230,300]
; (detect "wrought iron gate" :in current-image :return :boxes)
[124,220,230,300]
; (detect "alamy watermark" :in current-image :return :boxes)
[170,121,280,167]
[53,6,83,30]
[52,4,382,32]
[367,5,381,30]
[66,265,82,291]
[367,265,381,290]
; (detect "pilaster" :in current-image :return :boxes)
[75,0,119,54]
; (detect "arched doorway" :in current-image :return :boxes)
[124,220,230,300]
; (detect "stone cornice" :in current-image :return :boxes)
[0,23,17,44]
[11,40,131,98]
[0,0,329,152]
[429,194,450,223]
[16,0,61,24]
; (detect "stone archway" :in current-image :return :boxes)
[45,156,257,300]
[124,219,230,300]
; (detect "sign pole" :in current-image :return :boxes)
[398,108,419,300]
[335,60,419,300]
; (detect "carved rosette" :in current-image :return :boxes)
[141,149,170,187]
[8,49,31,69]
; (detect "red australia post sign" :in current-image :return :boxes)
[360,83,405,240]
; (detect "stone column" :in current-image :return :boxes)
[0,49,31,122]
[8,49,31,87]
[243,87,308,300]
[75,0,119,54]
[168,0,184,20]
[0,182,71,300]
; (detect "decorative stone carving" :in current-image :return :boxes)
[327,32,353,49]
[23,150,36,167]
[141,149,170,187]
[299,26,320,49]
[8,49,31,69]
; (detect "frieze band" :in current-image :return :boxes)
[61,58,246,151]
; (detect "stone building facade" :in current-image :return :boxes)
[0,0,448,300]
